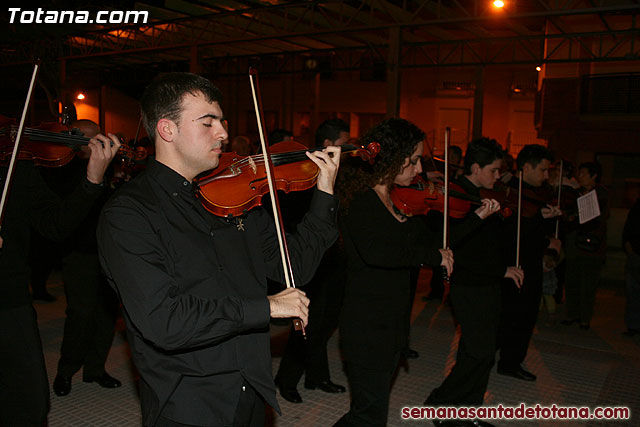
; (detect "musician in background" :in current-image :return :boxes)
[561,162,609,330]
[97,72,341,426]
[424,138,522,427]
[623,186,640,337]
[0,130,119,426]
[335,118,453,426]
[497,144,561,382]
[275,118,350,404]
[50,119,122,397]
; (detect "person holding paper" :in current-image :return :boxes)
[561,162,610,330]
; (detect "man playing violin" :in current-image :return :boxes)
[45,119,122,397]
[97,72,341,426]
[0,131,120,426]
[497,144,561,382]
[424,138,524,427]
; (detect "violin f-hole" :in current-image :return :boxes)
[249,176,267,190]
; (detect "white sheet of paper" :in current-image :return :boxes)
[577,189,601,224]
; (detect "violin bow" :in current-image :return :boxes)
[441,127,451,302]
[0,62,40,233]
[249,67,305,337]
[516,169,523,274]
[554,160,563,239]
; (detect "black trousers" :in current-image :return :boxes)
[57,251,118,378]
[155,382,265,427]
[498,275,542,369]
[427,283,501,406]
[0,304,49,426]
[275,257,345,388]
[565,253,604,324]
[28,231,62,297]
[334,352,401,427]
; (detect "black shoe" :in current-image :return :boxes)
[304,379,346,393]
[83,372,121,388]
[278,386,303,403]
[402,348,420,359]
[32,292,56,302]
[53,375,72,396]
[497,365,536,381]
[560,318,578,326]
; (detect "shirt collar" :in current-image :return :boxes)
[147,159,194,198]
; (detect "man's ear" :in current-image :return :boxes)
[323,138,332,147]
[470,163,480,175]
[522,163,532,174]
[156,118,176,142]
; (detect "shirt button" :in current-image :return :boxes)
[242,385,246,392]
[172,192,178,197]
[183,181,189,186]
[210,231,214,236]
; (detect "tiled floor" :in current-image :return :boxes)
[34,268,640,426]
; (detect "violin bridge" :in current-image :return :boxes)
[248,156,257,174]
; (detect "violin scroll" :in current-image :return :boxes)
[345,140,380,164]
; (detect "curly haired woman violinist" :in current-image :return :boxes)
[334,118,453,426]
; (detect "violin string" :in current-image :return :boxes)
[23,128,89,145]
[1,126,90,146]
[1,126,131,156]
[230,144,360,170]
[10,125,88,141]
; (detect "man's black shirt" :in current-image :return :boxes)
[1,161,103,308]
[97,159,338,426]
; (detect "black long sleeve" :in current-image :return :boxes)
[341,189,442,269]
[1,161,104,308]
[96,160,338,424]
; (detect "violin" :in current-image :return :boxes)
[481,181,553,218]
[391,175,565,219]
[391,176,478,218]
[391,174,520,219]
[195,139,380,217]
[0,116,147,167]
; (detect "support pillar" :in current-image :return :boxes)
[472,66,485,140]
[386,27,401,118]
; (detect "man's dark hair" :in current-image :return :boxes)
[463,137,504,175]
[579,161,602,183]
[449,145,462,161]
[140,72,222,141]
[516,144,554,170]
[268,128,293,145]
[315,118,349,148]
